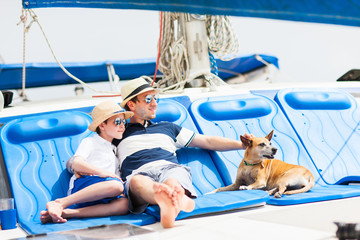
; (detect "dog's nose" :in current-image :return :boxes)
[272,148,277,154]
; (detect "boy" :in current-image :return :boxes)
[40,100,133,223]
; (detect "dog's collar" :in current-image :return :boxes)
[244,160,261,166]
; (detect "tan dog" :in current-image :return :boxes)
[214,130,315,198]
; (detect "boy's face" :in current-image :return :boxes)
[99,114,126,141]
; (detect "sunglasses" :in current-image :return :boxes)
[144,94,159,104]
[114,118,127,126]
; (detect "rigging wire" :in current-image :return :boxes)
[17,8,242,97]
[152,11,163,87]
[0,54,5,64]
[18,8,120,97]
[17,8,29,101]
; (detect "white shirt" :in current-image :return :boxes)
[68,134,119,194]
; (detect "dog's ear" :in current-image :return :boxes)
[265,130,274,141]
[240,135,252,148]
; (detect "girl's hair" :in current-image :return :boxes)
[96,119,108,134]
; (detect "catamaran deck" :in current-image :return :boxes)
[1,196,359,239]
[1,80,360,240]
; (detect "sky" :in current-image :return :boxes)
[1,0,360,100]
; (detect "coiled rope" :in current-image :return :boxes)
[155,12,190,92]
[154,13,239,93]
[206,15,239,61]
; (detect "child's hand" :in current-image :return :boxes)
[74,171,82,178]
[98,171,122,181]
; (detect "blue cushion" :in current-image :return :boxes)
[145,97,269,219]
[275,88,360,185]
[189,94,360,205]
[146,190,268,221]
[0,111,156,234]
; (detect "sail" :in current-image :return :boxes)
[23,0,360,27]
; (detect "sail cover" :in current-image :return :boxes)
[23,0,360,27]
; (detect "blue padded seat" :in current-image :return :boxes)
[275,88,360,185]
[145,97,269,220]
[189,94,360,206]
[0,111,156,234]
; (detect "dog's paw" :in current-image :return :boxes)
[274,192,282,198]
[205,189,217,195]
[267,188,277,195]
[239,185,249,190]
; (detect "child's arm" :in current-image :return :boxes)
[67,156,121,181]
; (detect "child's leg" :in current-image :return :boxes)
[41,197,128,223]
[62,179,123,206]
[67,197,129,218]
[42,179,123,223]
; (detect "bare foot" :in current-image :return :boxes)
[153,183,177,228]
[172,185,195,213]
[46,201,67,223]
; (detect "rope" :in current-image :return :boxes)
[17,8,29,101]
[155,12,190,92]
[154,13,239,93]
[206,15,239,61]
[152,11,163,86]
[106,63,120,92]
[254,54,280,83]
[208,51,218,76]
[20,9,119,96]
[0,54,5,64]
[18,9,240,97]
[255,54,271,66]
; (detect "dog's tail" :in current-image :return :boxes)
[284,174,315,195]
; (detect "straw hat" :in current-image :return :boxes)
[88,100,134,132]
[120,77,156,108]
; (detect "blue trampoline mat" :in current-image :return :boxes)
[189,93,360,206]
[275,88,360,185]
[146,190,268,221]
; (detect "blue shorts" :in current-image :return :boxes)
[71,175,124,209]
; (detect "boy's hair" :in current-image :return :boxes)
[124,96,139,111]
[96,119,108,134]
